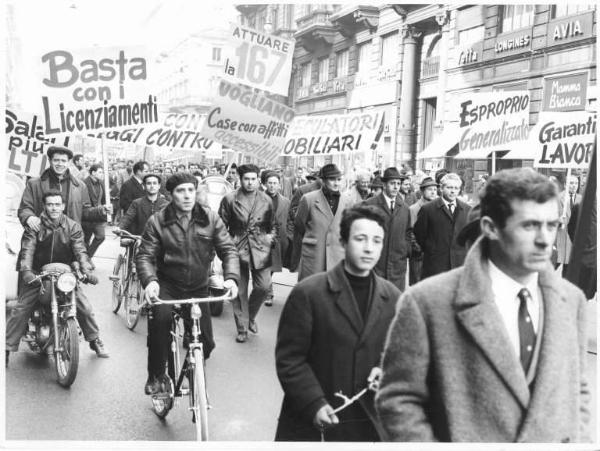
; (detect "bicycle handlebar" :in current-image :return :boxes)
[113,229,142,240]
[149,289,235,305]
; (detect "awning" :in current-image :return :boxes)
[418,126,460,159]
[453,147,495,159]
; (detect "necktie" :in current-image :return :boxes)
[570,194,575,209]
[448,203,455,215]
[517,288,536,373]
[390,200,395,212]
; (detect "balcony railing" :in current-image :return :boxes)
[421,56,440,79]
[296,9,332,30]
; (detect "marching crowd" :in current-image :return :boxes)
[5,144,595,443]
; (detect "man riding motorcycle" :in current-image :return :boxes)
[136,173,240,395]
[6,190,106,365]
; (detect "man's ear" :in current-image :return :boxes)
[480,215,499,241]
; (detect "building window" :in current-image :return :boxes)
[422,98,437,149]
[357,41,372,73]
[212,47,221,62]
[318,57,329,83]
[552,4,594,19]
[380,32,399,66]
[285,5,294,29]
[500,5,534,33]
[336,49,349,78]
[300,62,311,87]
[458,25,485,45]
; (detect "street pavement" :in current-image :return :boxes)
[4,225,598,442]
[5,231,292,441]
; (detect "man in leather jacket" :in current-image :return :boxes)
[137,173,240,395]
[6,191,107,365]
[218,164,277,343]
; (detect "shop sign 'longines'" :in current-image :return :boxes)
[222,24,295,96]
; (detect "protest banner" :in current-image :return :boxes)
[82,112,221,153]
[281,111,385,157]
[6,109,70,177]
[454,91,531,158]
[39,46,159,135]
[222,24,295,96]
[532,111,596,169]
[200,79,295,162]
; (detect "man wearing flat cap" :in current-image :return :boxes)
[294,163,352,281]
[362,167,417,290]
[137,172,240,394]
[17,145,111,357]
[408,177,438,284]
[219,164,277,343]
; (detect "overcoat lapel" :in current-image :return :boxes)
[328,263,363,335]
[376,193,392,217]
[517,269,570,440]
[435,197,454,221]
[314,190,334,219]
[454,239,530,409]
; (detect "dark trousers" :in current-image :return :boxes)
[408,255,423,286]
[82,221,106,258]
[147,282,215,378]
[6,283,100,351]
[232,261,271,333]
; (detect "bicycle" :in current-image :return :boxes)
[147,289,234,441]
[109,229,144,330]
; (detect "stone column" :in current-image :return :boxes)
[435,9,450,129]
[398,25,422,170]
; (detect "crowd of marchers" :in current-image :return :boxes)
[5,144,595,443]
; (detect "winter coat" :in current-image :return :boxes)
[119,176,145,213]
[218,189,277,270]
[268,193,291,273]
[119,195,169,236]
[376,237,591,442]
[136,202,240,291]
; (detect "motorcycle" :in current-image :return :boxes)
[6,262,97,387]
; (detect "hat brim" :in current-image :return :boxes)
[381,176,402,182]
[321,171,343,179]
[420,182,438,189]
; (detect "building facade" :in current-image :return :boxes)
[237,3,596,194]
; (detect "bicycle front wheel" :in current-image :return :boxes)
[190,348,209,441]
[125,274,143,331]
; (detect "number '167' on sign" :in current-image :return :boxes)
[222,25,295,96]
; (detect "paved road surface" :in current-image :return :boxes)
[6,233,291,441]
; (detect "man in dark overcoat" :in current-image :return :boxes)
[119,160,148,214]
[377,168,591,442]
[262,170,290,306]
[275,205,401,441]
[362,167,416,290]
[414,172,471,279]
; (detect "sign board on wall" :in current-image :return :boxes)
[222,24,295,96]
[38,46,158,135]
[545,11,594,47]
[493,30,532,57]
[456,41,484,67]
[453,91,531,158]
[281,111,385,157]
[201,79,295,162]
[532,111,596,169]
[6,109,70,177]
[542,72,588,112]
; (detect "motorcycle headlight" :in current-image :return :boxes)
[57,272,77,293]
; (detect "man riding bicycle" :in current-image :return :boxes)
[136,173,240,395]
[6,191,102,364]
[117,173,169,236]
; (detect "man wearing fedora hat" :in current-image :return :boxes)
[408,177,438,285]
[369,176,384,198]
[294,163,352,281]
[362,167,416,290]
